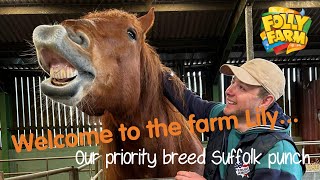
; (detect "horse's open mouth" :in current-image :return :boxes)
[38,48,95,106]
[40,49,80,87]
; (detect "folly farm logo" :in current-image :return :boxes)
[260,7,312,55]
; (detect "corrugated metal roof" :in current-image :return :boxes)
[0,14,79,43]
[150,10,231,39]
[1,0,320,68]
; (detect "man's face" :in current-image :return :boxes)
[223,77,263,118]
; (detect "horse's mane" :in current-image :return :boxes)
[140,43,185,120]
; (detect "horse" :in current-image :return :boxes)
[33,8,204,179]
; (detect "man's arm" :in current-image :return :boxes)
[163,72,219,119]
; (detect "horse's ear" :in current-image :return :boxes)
[138,7,155,34]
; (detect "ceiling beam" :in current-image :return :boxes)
[211,0,249,81]
[0,2,234,15]
[254,0,320,9]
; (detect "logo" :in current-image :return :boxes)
[260,7,312,55]
[234,161,250,178]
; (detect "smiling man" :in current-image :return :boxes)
[164,58,305,180]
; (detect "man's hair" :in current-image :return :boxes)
[258,87,270,99]
[258,87,275,109]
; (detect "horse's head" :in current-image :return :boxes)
[33,8,155,116]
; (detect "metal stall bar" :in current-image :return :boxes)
[38,77,44,137]
[33,77,38,137]
[58,103,62,144]
[198,71,203,99]
[14,77,20,141]
[81,112,85,145]
[193,71,197,92]
[91,169,103,180]
[309,67,313,82]
[187,72,191,90]
[220,74,225,104]
[20,77,26,136]
[287,68,292,116]
[26,77,31,134]
[52,99,56,140]
[70,106,74,143]
[5,167,74,180]
[64,104,68,136]
[45,77,50,134]
[293,68,296,82]
[76,108,79,146]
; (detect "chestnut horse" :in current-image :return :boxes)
[33,8,203,179]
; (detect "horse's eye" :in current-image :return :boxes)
[127,29,136,40]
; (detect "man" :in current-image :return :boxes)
[163,58,305,179]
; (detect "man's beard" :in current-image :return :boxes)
[225,109,247,122]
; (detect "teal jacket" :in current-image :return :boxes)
[205,103,305,180]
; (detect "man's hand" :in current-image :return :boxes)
[175,171,206,180]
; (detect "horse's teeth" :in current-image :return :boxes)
[66,69,70,78]
[61,69,66,79]
[50,66,78,79]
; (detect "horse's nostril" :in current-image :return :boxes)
[69,34,82,44]
[78,32,89,48]
[79,35,84,42]
[78,34,89,48]
[67,29,89,48]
